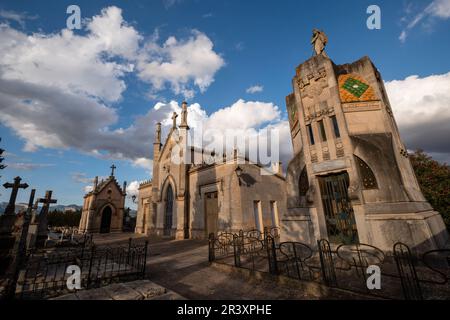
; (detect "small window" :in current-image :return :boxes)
[331,116,340,138]
[318,120,327,142]
[307,124,315,145]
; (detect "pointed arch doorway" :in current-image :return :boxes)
[100,206,112,233]
[164,185,174,236]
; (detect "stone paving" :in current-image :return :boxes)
[52,280,185,300]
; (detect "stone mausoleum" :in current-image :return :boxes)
[282,30,448,252]
[135,103,286,239]
[78,166,127,234]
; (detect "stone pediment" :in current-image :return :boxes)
[86,176,125,197]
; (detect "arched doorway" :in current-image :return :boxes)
[100,206,112,233]
[318,172,359,244]
[163,185,174,236]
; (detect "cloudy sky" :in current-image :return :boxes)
[0,0,449,207]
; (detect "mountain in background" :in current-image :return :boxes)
[0,202,82,214]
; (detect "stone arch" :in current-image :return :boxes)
[299,166,309,196]
[351,134,409,202]
[286,150,307,208]
[160,174,178,201]
[99,203,115,233]
[160,174,178,236]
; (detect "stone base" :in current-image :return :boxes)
[153,228,184,240]
[364,210,448,253]
[280,208,315,246]
[0,234,16,275]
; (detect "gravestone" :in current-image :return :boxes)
[0,177,28,275]
[35,190,57,248]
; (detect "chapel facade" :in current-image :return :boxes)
[135,103,286,239]
[282,38,448,252]
[78,167,127,234]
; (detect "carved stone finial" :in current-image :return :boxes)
[155,122,161,144]
[179,101,189,129]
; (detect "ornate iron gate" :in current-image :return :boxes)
[318,172,359,244]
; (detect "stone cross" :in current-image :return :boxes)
[35,190,57,248]
[3,189,36,299]
[16,190,35,262]
[172,112,178,129]
[110,164,116,176]
[3,176,28,216]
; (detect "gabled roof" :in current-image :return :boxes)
[84,176,125,198]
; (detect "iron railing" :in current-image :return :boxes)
[14,238,148,300]
[209,230,450,300]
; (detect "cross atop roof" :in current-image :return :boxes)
[110,164,116,176]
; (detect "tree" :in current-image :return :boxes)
[409,150,450,230]
[47,210,81,227]
[0,137,6,180]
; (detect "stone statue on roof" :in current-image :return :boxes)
[311,29,328,58]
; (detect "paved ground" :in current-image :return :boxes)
[144,237,365,300]
[52,280,186,300]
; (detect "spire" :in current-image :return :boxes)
[179,101,189,129]
[93,176,98,191]
[155,122,161,144]
[123,181,127,194]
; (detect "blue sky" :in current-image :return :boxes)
[0,0,450,207]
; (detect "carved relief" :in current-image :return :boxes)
[305,107,334,122]
[311,151,318,163]
[336,142,344,158]
[297,67,327,98]
[322,147,330,161]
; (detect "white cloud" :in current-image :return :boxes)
[385,71,450,160]
[126,180,141,199]
[6,162,54,170]
[427,0,450,17]
[136,30,225,99]
[162,0,183,9]
[246,85,264,94]
[154,99,292,167]
[71,172,94,184]
[399,0,450,42]
[0,10,37,28]
[87,6,142,60]
[206,99,279,131]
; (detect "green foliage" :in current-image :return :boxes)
[409,150,450,230]
[0,138,6,178]
[47,210,81,227]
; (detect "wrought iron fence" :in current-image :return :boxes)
[15,238,148,300]
[208,230,450,300]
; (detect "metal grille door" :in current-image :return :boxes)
[318,172,359,244]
